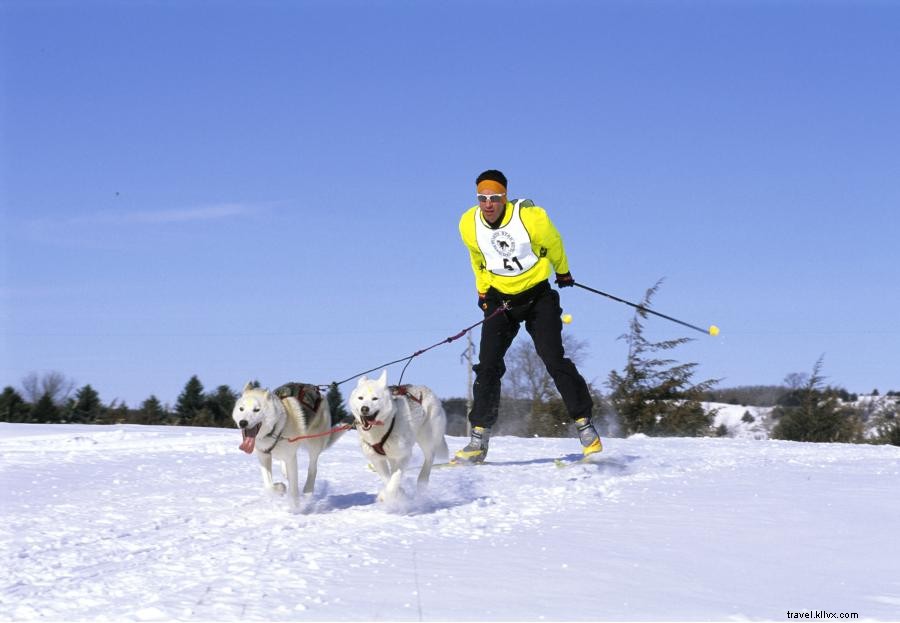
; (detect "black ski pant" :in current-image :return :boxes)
[468,280,593,429]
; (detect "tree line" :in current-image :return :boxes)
[3,282,897,446]
[0,374,350,429]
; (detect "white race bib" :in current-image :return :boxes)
[475,201,539,276]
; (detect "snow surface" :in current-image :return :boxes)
[2,423,899,622]
[708,403,774,440]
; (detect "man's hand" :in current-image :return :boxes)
[555,272,575,288]
[478,293,488,310]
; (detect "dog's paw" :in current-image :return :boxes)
[271,482,287,495]
[289,495,316,515]
[380,490,414,514]
[377,487,410,506]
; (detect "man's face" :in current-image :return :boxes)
[477,191,507,224]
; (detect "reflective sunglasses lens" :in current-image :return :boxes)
[477,194,504,203]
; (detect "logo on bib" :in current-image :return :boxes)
[491,231,516,257]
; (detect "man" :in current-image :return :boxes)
[455,169,602,464]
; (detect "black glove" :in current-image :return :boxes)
[477,293,488,310]
[555,272,575,288]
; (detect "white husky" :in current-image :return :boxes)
[349,370,449,501]
[232,382,345,510]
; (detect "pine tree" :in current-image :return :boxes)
[607,280,719,437]
[772,357,863,443]
[137,395,168,425]
[205,385,238,427]
[175,375,205,424]
[528,398,571,437]
[0,387,30,422]
[887,422,900,447]
[31,393,62,423]
[192,406,218,427]
[104,400,130,424]
[327,383,349,424]
[70,384,103,423]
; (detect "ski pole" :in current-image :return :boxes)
[573,282,719,337]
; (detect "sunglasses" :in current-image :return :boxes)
[477,193,506,203]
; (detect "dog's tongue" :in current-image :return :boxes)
[239,435,256,454]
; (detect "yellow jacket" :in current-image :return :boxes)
[459,200,570,296]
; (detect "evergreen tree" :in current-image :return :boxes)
[103,400,130,424]
[0,387,30,423]
[70,384,103,423]
[887,422,900,447]
[31,393,62,423]
[205,385,238,427]
[137,395,168,425]
[607,280,719,437]
[528,398,571,437]
[771,356,862,443]
[175,375,205,424]
[192,406,218,427]
[326,383,349,424]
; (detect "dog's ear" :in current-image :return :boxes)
[377,369,388,387]
[243,381,255,393]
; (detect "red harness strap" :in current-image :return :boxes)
[367,416,396,456]
[390,385,423,405]
[284,423,353,443]
[365,388,421,455]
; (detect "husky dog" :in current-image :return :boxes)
[349,370,449,501]
[232,382,345,510]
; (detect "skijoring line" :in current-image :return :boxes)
[326,302,510,389]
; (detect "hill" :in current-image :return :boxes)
[709,393,900,441]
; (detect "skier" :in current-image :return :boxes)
[454,169,602,464]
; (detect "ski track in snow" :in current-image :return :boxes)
[1,423,899,621]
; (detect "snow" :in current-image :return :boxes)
[707,395,900,441]
[708,402,774,440]
[2,423,899,622]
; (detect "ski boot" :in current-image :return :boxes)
[575,417,603,457]
[453,426,490,464]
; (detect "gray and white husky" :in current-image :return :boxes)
[232,382,344,510]
[349,370,449,502]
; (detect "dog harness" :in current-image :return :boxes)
[257,383,325,454]
[364,386,423,455]
[259,421,286,455]
[274,382,323,427]
[366,416,396,456]
[390,385,422,404]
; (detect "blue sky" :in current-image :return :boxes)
[2,0,898,408]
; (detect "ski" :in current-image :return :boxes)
[437,460,489,469]
[554,454,604,468]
